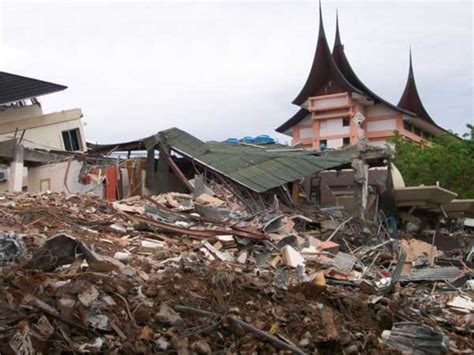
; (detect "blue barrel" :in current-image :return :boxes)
[240,136,255,143]
[255,135,275,144]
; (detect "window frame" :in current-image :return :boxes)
[62,128,82,152]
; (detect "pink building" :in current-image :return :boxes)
[276,6,452,149]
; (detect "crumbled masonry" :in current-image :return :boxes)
[0,189,472,354]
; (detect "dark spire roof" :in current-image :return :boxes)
[331,14,414,115]
[0,71,67,106]
[334,9,341,48]
[292,2,362,106]
[278,6,422,135]
[397,50,436,124]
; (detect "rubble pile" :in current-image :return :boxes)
[0,191,472,353]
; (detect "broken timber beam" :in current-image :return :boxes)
[159,145,194,193]
[130,214,268,241]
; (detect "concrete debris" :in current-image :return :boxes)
[333,252,358,272]
[0,190,471,353]
[0,232,24,265]
[382,322,448,354]
[78,285,100,307]
[447,295,474,313]
[400,266,462,282]
[281,245,305,268]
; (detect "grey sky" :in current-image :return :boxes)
[1,0,472,144]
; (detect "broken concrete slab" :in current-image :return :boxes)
[393,185,457,208]
[399,266,462,282]
[281,245,305,268]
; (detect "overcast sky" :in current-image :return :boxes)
[1,0,472,144]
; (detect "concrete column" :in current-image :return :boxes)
[8,142,24,192]
[352,139,369,221]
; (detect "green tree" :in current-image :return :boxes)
[390,125,474,198]
[462,123,474,140]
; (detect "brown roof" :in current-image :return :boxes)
[279,6,415,134]
[331,14,414,116]
[397,51,436,125]
[292,4,363,106]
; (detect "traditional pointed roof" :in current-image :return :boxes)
[331,13,413,115]
[278,6,420,134]
[292,3,362,106]
[397,50,436,124]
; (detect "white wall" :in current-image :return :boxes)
[0,119,85,151]
[27,160,103,196]
[320,118,350,136]
[367,118,397,132]
[0,104,43,122]
[311,95,348,110]
[326,138,343,149]
[366,104,397,117]
[299,127,313,139]
[0,109,86,152]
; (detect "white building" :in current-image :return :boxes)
[0,71,87,191]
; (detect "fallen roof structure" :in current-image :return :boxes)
[146,127,350,193]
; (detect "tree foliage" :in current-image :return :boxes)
[389,126,474,199]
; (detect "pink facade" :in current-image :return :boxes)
[276,4,452,149]
[290,92,433,149]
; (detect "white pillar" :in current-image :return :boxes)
[8,161,24,192]
[7,142,24,192]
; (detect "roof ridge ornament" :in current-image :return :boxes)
[408,46,415,80]
[334,9,342,48]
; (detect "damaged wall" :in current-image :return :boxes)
[0,108,86,152]
[27,160,103,196]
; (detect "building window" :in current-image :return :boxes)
[413,127,422,136]
[403,122,412,132]
[320,140,327,150]
[342,118,350,127]
[343,137,350,146]
[423,131,432,140]
[62,128,82,151]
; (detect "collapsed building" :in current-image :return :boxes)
[0,3,472,354]
[0,71,86,192]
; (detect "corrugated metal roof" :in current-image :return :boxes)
[159,128,350,193]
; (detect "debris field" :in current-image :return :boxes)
[0,189,472,354]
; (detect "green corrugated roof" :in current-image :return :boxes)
[159,128,350,193]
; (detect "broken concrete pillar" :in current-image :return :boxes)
[352,139,369,221]
[8,141,24,192]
